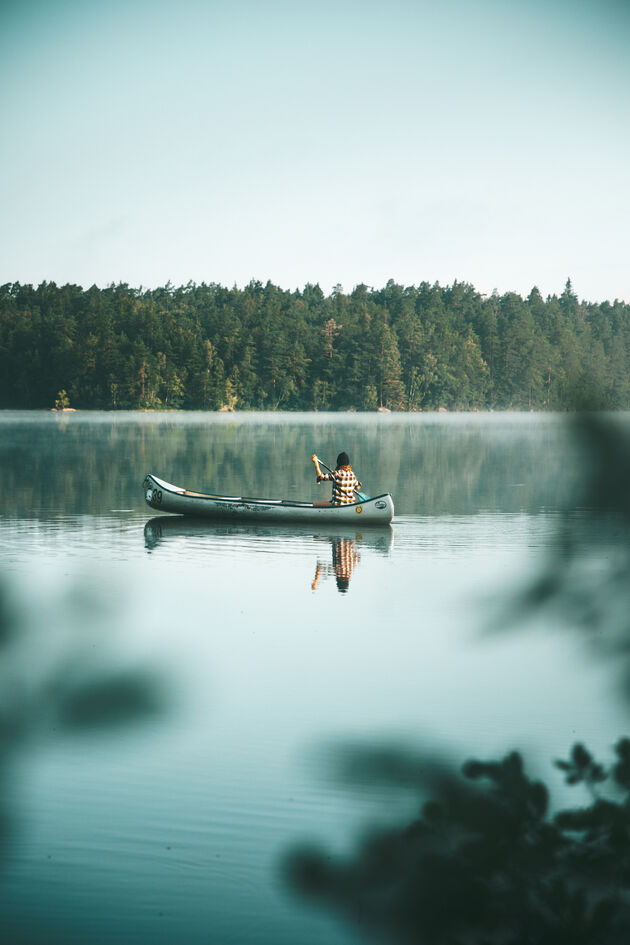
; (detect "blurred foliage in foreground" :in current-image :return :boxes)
[0,575,165,871]
[510,415,630,690]
[285,414,630,944]
[285,741,630,945]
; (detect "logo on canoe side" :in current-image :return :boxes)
[375,501,386,509]
[355,505,363,514]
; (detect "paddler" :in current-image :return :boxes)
[312,452,362,506]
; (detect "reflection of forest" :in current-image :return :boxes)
[0,413,584,518]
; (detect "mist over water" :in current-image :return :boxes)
[0,411,627,944]
[1,409,579,518]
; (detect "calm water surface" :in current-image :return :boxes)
[0,411,627,944]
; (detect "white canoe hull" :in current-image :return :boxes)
[143,474,394,525]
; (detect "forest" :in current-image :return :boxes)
[1,278,628,411]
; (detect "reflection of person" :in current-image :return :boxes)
[312,452,362,506]
[311,538,361,594]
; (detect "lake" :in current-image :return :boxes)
[0,410,628,944]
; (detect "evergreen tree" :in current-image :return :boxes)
[0,278,628,412]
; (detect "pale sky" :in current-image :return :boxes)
[1,0,629,302]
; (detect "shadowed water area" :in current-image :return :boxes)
[1,410,629,944]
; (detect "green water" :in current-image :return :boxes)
[0,411,626,944]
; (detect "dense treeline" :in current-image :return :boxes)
[1,278,628,411]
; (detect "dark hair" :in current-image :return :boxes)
[336,451,350,468]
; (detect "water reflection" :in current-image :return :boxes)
[0,411,587,518]
[4,411,630,943]
[144,516,392,595]
[311,538,361,593]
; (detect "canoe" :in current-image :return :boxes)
[143,474,394,525]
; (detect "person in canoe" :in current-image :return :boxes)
[312,452,362,506]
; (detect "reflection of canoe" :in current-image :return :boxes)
[143,474,394,525]
[143,515,394,554]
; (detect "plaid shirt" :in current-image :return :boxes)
[318,466,362,505]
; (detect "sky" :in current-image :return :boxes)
[1,0,629,302]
